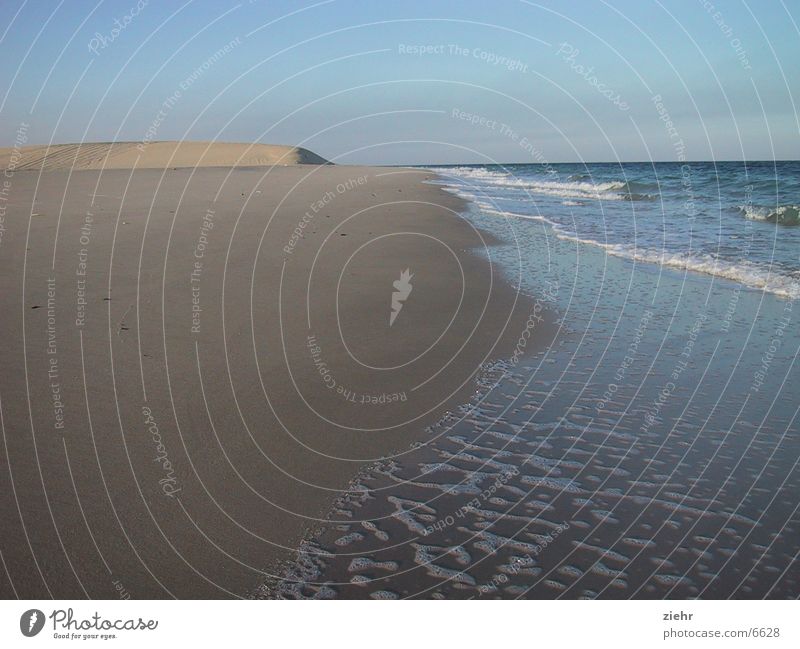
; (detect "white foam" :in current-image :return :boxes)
[604,245,800,299]
[435,166,637,201]
[437,171,800,300]
[481,202,800,299]
[739,204,800,226]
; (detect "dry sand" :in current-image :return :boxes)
[0,140,328,172]
[0,145,547,598]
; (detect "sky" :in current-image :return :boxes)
[0,0,798,164]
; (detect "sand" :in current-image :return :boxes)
[0,145,547,598]
[0,140,328,172]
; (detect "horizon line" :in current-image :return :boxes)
[396,159,800,166]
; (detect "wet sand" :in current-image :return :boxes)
[263,198,800,600]
[0,162,546,598]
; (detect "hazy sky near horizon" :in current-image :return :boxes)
[0,0,798,164]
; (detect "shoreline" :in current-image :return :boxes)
[0,161,552,598]
[265,164,800,600]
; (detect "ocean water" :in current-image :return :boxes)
[260,161,800,600]
[435,161,800,299]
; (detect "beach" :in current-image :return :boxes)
[0,144,547,598]
[262,163,800,599]
[1,2,797,644]
[1,147,797,601]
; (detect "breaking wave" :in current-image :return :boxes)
[554,234,800,299]
[431,163,800,300]
[437,167,654,201]
[465,200,800,299]
[738,204,800,226]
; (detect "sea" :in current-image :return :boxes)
[262,161,800,599]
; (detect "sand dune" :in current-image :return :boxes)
[0,140,329,171]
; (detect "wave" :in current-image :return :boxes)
[461,192,800,299]
[738,204,800,226]
[435,167,653,201]
[476,204,554,224]
[434,168,800,299]
[554,234,800,299]
[618,249,799,299]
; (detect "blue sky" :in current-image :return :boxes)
[1,0,798,163]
